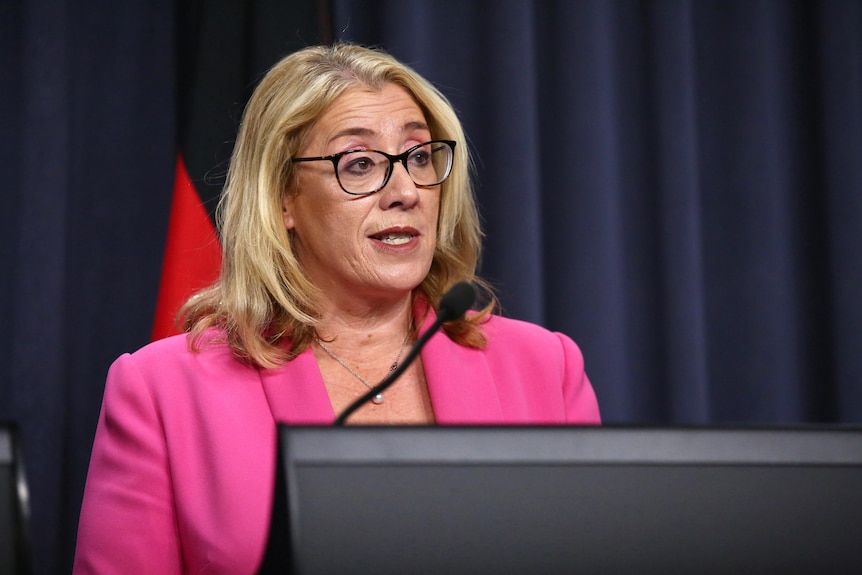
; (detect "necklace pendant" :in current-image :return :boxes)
[372,393,384,405]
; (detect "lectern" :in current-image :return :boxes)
[261,426,862,575]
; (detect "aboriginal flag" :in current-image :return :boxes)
[152,0,332,340]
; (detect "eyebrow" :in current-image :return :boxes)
[329,121,431,143]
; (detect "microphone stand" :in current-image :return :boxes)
[334,282,475,425]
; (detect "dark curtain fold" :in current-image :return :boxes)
[819,1,862,422]
[2,1,861,573]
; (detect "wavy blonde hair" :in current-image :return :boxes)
[181,43,496,368]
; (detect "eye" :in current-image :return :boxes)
[340,152,380,176]
[407,146,432,168]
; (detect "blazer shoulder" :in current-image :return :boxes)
[481,314,570,345]
[124,330,237,369]
[480,314,584,366]
[108,330,253,398]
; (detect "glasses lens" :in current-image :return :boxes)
[334,141,454,195]
[406,141,453,187]
[336,150,390,195]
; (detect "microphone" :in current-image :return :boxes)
[333,281,477,425]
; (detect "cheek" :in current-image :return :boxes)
[301,204,366,255]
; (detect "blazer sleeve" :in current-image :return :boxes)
[73,353,183,574]
[556,332,601,424]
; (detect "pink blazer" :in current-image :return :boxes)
[73,309,600,574]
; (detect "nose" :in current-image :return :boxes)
[378,160,419,209]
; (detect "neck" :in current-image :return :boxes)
[314,292,415,353]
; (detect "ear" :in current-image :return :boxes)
[282,195,296,230]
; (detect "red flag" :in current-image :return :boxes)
[151,1,331,341]
[151,154,222,340]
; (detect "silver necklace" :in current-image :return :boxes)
[315,333,410,404]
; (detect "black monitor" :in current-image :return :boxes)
[261,426,862,575]
[0,423,31,575]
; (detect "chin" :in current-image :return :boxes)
[375,271,429,295]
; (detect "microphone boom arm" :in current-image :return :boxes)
[333,282,476,426]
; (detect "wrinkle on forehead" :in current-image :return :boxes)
[328,120,430,144]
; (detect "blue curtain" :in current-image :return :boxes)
[333,0,862,424]
[1,1,860,573]
[1,3,176,573]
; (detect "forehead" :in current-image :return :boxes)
[310,83,429,144]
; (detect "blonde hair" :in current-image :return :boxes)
[181,43,496,368]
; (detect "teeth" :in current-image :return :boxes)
[378,233,412,245]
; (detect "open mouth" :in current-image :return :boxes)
[374,232,414,245]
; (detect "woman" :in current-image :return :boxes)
[73,43,600,574]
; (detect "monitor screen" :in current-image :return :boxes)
[262,426,862,575]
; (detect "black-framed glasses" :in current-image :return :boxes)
[292,140,456,196]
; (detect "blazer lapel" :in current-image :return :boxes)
[419,306,504,424]
[259,348,336,425]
